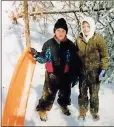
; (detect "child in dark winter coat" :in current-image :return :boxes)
[30,18,82,121]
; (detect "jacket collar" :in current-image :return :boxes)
[54,35,67,44]
[79,32,96,43]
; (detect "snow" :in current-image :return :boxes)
[2,1,114,126]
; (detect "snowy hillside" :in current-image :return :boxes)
[2,1,114,126]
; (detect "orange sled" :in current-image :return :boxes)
[2,47,36,126]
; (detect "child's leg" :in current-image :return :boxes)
[78,74,89,117]
[57,73,71,106]
[57,83,71,106]
[36,71,58,111]
[56,74,71,116]
[57,82,71,116]
[88,69,100,116]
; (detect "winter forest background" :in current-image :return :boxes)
[2,1,114,126]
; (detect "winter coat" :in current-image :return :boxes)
[36,37,82,79]
[76,32,109,70]
[75,17,109,70]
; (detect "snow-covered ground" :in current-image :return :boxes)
[2,1,114,126]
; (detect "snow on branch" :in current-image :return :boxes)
[16,7,111,18]
[100,8,114,19]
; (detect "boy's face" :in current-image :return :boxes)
[82,21,90,36]
[55,28,66,41]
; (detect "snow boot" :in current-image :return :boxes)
[46,104,53,111]
[60,105,71,116]
[38,110,47,121]
[78,108,88,120]
[92,113,100,121]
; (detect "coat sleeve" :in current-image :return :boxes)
[97,35,110,70]
[69,42,84,82]
[35,42,48,64]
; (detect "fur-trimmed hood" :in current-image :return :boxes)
[80,17,96,43]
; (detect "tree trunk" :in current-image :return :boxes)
[24,0,30,47]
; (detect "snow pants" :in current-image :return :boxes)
[78,68,100,115]
[36,71,71,111]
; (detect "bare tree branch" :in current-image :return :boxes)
[50,1,54,7]
[109,22,114,33]
[98,20,105,26]
[100,8,114,19]
[16,7,111,18]
[67,22,75,38]
[73,12,80,34]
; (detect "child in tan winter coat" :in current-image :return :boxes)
[75,16,109,120]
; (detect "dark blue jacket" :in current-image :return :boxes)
[35,37,82,79]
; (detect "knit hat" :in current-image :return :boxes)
[54,18,68,34]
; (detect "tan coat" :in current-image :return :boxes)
[75,33,109,70]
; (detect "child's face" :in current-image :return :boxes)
[82,22,90,36]
[55,28,66,41]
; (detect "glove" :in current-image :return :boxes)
[29,48,40,58]
[99,70,106,81]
